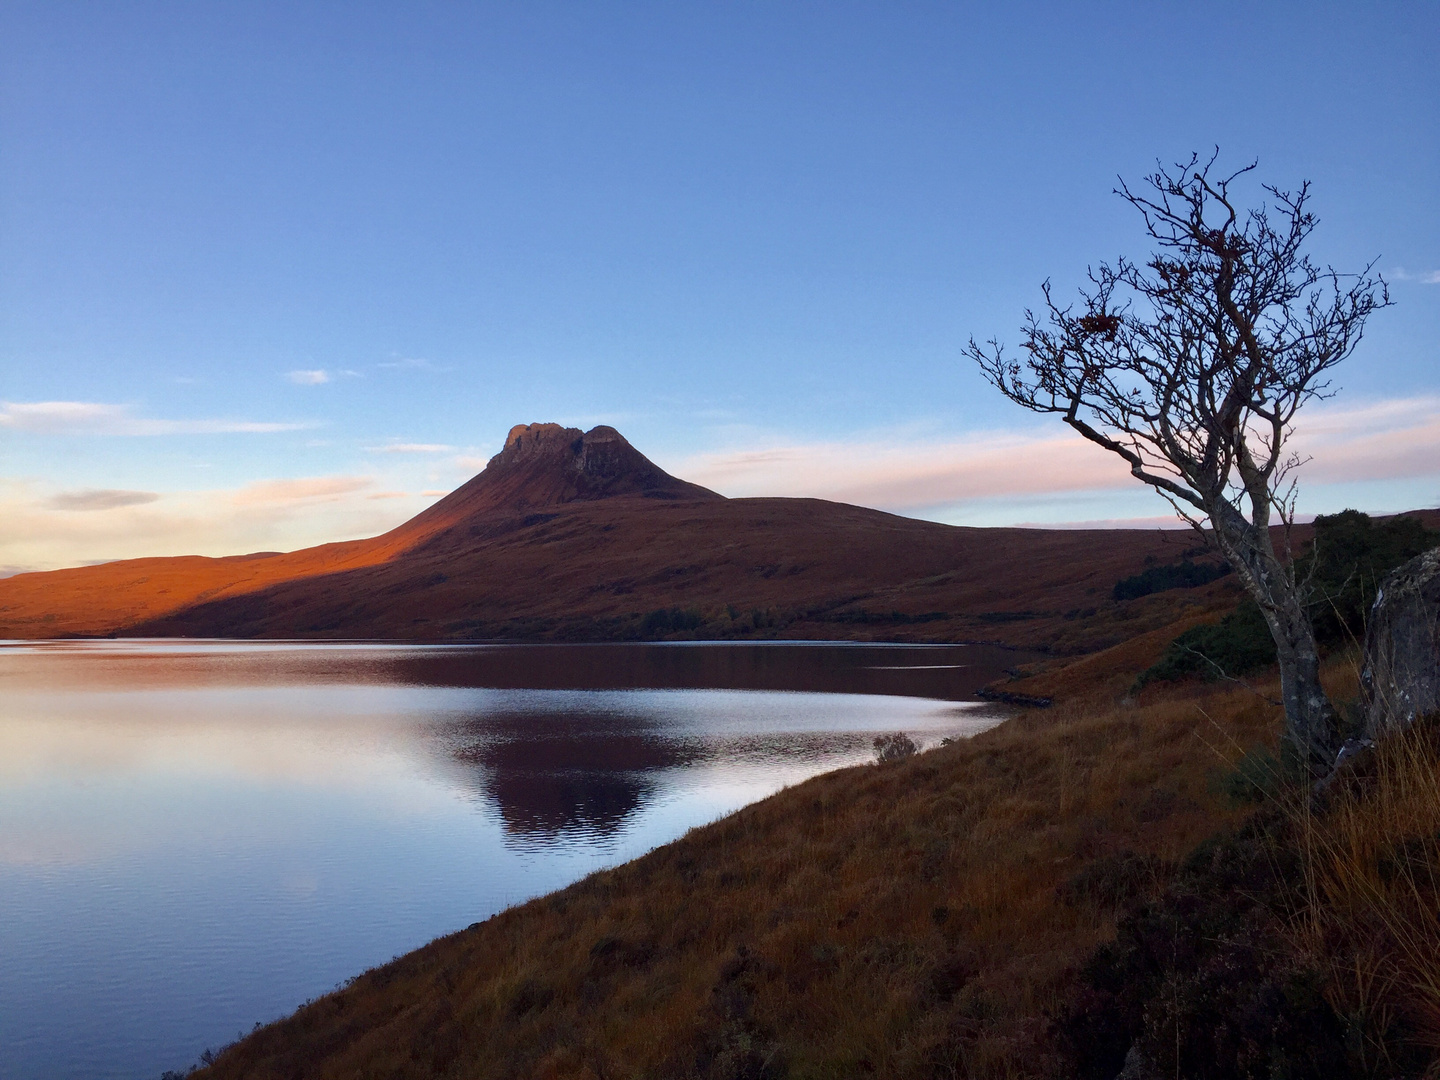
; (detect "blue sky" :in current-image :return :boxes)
[2,2,1437,571]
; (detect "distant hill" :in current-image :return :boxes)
[3,422,1431,649]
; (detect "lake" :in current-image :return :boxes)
[0,639,1027,1079]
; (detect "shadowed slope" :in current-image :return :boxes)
[128,494,1230,650]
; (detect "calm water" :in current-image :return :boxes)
[0,639,1025,1079]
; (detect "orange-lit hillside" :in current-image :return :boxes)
[5,423,1428,647]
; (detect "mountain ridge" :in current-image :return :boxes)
[392,422,721,543]
[3,422,1431,649]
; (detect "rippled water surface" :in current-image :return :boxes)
[0,639,1028,1079]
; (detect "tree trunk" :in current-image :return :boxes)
[1208,502,1340,774]
[1269,600,1340,772]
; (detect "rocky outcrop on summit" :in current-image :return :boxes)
[1362,546,1440,735]
[399,423,720,538]
[488,423,720,506]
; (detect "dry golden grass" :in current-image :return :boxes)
[1290,711,1440,1062]
[198,623,1295,1080]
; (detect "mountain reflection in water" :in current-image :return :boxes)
[415,642,1024,845]
[0,639,1036,1080]
[448,711,699,841]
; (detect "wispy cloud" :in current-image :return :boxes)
[1290,396,1440,484]
[1388,267,1440,284]
[0,401,310,436]
[231,476,374,506]
[674,429,1129,511]
[376,356,446,372]
[370,442,456,454]
[1015,515,1199,530]
[47,489,161,512]
[285,368,362,384]
[669,395,1440,516]
[0,475,430,573]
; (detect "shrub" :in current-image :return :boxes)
[1301,509,1439,646]
[872,733,918,763]
[1138,600,1276,685]
[1138,510,1437,687]
[1113,559,1231,602]
[640,607,704,636]
[1058,818,1361,1080]
[1062,721,1440,1079]
[1058,851,1170,910]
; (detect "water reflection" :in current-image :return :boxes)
[1,638,1021,701]
[0,640,1035,1080]
[447,709,700,842]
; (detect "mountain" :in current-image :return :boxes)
[1,421,1390,649]
[429,422,721,513]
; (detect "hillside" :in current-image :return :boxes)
[1,422,1247,650]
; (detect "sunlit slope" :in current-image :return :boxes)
[0,422,715,638]
[125,494,1217,649]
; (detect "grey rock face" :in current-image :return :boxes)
[1361,546,1440,736]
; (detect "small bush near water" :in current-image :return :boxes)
[873,732,918,762]
[640,606,704,636]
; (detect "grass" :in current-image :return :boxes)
[1295,716,1440,1062]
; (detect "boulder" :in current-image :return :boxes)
[1361,546,1440,736]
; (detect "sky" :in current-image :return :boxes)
[2,1,1437,573]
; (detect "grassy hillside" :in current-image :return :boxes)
[192,611,1438,1080]
[0,493,1238,650]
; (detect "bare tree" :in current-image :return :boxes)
[965,153,1389,774]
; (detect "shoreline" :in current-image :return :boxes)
[189,619,1281,1079]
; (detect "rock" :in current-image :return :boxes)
[1116,1043,1163,1080]
[482,422,722,505]
[1360,546,1440,736]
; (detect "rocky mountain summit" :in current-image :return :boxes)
[396,423,721,541]
[483,422,721,506]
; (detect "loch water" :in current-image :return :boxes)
[0,639,1029,1079]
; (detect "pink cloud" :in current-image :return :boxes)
[678,430,1133,511]
[231,476,375,506]
[1291,397,1440,483]
[0,400,310,436]
[675,396,1440,514]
